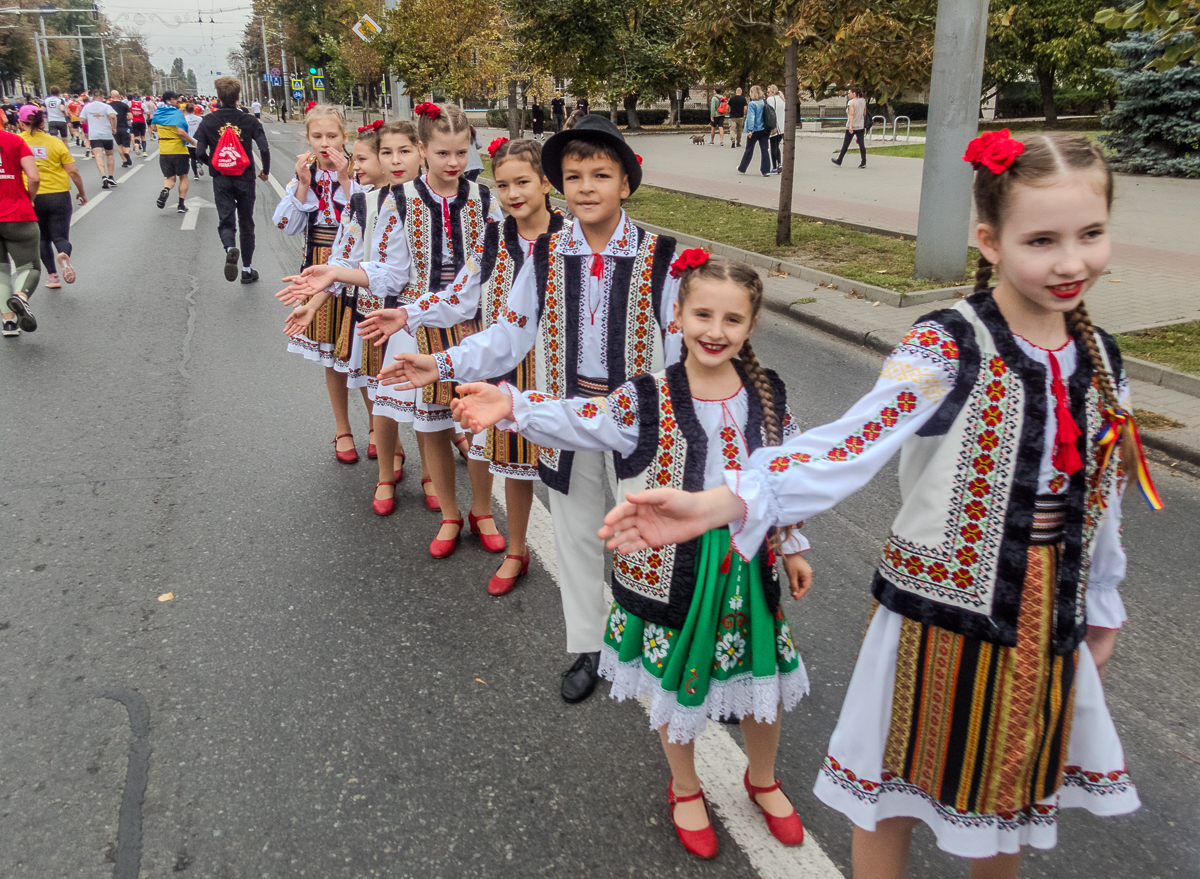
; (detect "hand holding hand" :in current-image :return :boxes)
[782,552,813,600]
[356,307,408,345]
[377,351,440,389]
[449,383,512,434]
[297,263,340,292]
[599,486,743,554]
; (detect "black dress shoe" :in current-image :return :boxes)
[561,652,600,703]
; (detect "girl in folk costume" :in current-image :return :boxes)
[278,122,423,514]
[453,253,812,859]
[355,102,505,558]
[272,105,367,464]
[365,136,563,589]
[601,132,1156,876]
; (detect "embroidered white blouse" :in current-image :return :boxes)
[723,321,1128,625]
[271,170,356,235]
[429,211,682,384]
[317,187,413,301]
[502,380,809,555]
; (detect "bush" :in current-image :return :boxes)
[617,109,669,127]
[995,84,1107,119]
[889,101,928,121]
[1100,31,1200,178]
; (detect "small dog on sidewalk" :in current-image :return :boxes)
[690,134,706,145]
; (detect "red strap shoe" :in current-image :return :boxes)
[394,451,406,483]
[332,433,358,464]
[420,477,440,511]
[667,778,718,859]
[469,512,507,553]
[487,553,530,596]
[372,480,398,516]
[367,428,377,460]
[453,433,471,462]
[429,518,464,559]
[743,769,804,846]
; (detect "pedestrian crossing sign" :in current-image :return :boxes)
[313,75,325,91]
[291,78,302,91]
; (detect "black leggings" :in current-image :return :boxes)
[837,129,867,166]
[33,191,72,274]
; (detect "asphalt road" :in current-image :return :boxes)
[1,124,1197,878]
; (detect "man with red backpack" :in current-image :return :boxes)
[193,76,270,284]
[709,87,728,146]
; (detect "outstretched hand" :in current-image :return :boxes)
[377,351,440,389]
[599,486,744,554]
[275,275,312,307]
[782,552,813,600]
[449,383,513,434]
[283,302,316,337]
[356,307,409,346]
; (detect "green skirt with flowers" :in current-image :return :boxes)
[598,527,809,743]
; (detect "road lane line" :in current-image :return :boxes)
[490,479,845,877]
[266,170,288,199]
[69,151,160,228]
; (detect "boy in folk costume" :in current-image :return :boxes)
[380,115,681,702]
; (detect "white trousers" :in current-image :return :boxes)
[547,450,618,654]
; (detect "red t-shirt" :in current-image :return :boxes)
[0,130,36,222]
[130,101,144,122]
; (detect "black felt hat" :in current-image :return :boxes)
[541,114,642,194]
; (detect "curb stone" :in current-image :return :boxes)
[1123,356,1200,400]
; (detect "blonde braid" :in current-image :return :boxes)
[1066,302,1135,481]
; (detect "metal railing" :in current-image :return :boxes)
[866,115,914,144]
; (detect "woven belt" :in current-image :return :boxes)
[576,374,614,396]
[1030,495,1068,544]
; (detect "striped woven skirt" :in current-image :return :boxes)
[286,225,345,369]
[469,348,540,480]
[335,290,394,390]
[814,498,1139,857]
[412,267,479,433]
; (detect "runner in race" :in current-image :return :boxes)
[44,87,69,145]
[108,90,132,169]
[150,91,198,213]
[129,95,147,156]
[79,93,118,189]
[18,104,85,289]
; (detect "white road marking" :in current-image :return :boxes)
[490,479,845,877]
[180,196,212,231]
[69,151,159,228]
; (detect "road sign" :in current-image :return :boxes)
[270,67,281,77]
[312,75,325,91]
[291,77,302,91]
[292,89,304,101]
[352,14,381,42]
[270,75,282,86]
[262,73,269,82]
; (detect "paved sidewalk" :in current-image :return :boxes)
[759,274,1200,466]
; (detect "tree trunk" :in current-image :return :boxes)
[623,94,640,130]
[1038,66,1058,129]
[668,90,679,127]
[610,100,619,124]
[519,81,527,137]
[776,36,799,246]
[507,78,520,140]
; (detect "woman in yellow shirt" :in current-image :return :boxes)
[19,105,86,288]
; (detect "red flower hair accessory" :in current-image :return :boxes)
[357,119,384,134]
[304,100,316,113]
[963,129,1025,174]
[414,102,441,120]
[669,248,709,278]
[487,136,509,158]
[635,153,643,164]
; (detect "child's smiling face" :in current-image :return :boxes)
[494,157,551,223]
[561,153,629,228]
[977,168,1111,317]
[379,132,420,186]
[351,141,384,187]
[674,277,755,371]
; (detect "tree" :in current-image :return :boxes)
[1096,0,1200,69]
[186,69,198,94]
[984,0,1116,127]
[1099,30,1200,177]
[376,0,507,99]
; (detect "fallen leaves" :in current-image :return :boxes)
[158,592,174,602]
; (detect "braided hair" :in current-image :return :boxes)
[492,138,553,212]
[971,132,1132,481]
[675,256,793,547]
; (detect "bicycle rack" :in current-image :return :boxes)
[867,115,887,143]
[893,116,911,143]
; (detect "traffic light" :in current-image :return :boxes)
[308,67,317,75]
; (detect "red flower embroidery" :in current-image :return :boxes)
[880,407,899,428]
[941,339,959,359]
[965,500,987,520]
[928,562,949,582]
[967,477,991,497]
[989,356,1007,376]
[917,329,939,347]
[827,447,848,462]
[973,454,995,475]
[960,523,983,543]
[985,380,1006,401]
[952,568,974,589]
[977,429,1000,451]
[579,402,599,418]
[862,422,883,441]
[845,436,865,455]
[981,405,1003,427]
[904,556,924,575]
[956,546,978,567]
[897,390,917,413]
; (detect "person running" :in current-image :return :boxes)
[194,76,270,283]
[79,93,118,189]
[184,103,204,179]
[0,124,41,337]
[18,104,85,290]
[151,91,198,213]
[44,87,69,144]
[129,95,147,155]
[108,90,132,168]
[67,95,83,146]
[251,98,262,121]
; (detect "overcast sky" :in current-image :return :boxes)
[101,0,260,93]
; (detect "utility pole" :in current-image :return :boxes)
[36,17,47,96]
[278,18,290,122]
[261,17,272,106]
[912,0,991,283]
[99,33,109,93]
[77,26,88,92]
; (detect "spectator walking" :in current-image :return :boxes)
[728,87,747,149]
[766,84,786,173]
[18,104,85,290]
[550,93,565,133]
[736,85,772,177]
[194,77,270,283]
[709,88,727,146]
[831,87,867,169]
[530,101,544,140]
[574,96,589,115]
[0,124,41,336]
[79,93,118,188]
